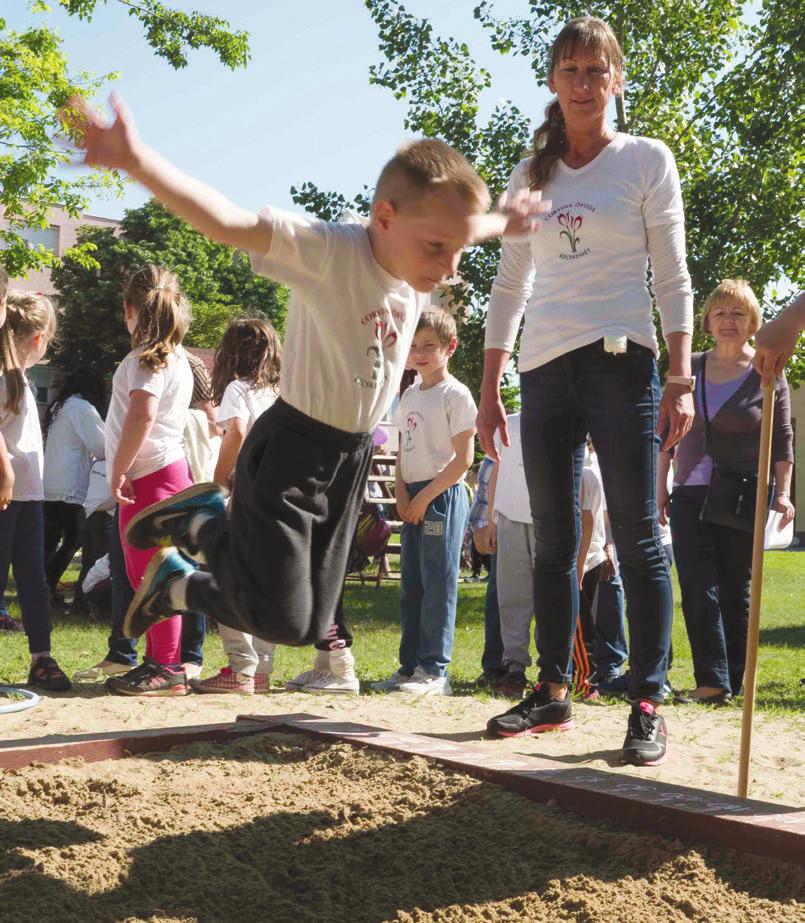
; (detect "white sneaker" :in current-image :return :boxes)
[397,666,452,696]
[285,650,332,691]
[370,670,412,693]
[302,669,360,694]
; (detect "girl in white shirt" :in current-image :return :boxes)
[0,291,71,691]
[191,318,283,695]
[104,264,194,697]
[42,367,106,608]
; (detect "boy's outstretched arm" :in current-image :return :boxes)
[65,93,272,254]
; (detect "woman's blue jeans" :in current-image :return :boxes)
[520,339,673,703]
[670,485,752,695]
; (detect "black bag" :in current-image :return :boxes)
[698,351,757,533]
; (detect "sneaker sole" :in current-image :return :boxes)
[109,684,189,697]
[488,719,574,738]
[621,751,667,767]
[126,483,225,550]
[122,549,177,640]
[302,686,360,695]
[190,684,254,695]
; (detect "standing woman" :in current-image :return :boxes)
[665,280,794,703]
[480,16,695,765]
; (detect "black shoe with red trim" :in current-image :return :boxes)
[622,701,668,766]
[486,682,573,738]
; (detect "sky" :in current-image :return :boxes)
[6,0,553,220]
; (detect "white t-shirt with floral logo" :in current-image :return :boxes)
[250,207,429,434]
[392,375,477,484]
[485,133,692,372]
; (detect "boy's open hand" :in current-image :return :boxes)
[61,92,142,172]
[405,492,431,525]
[497,188,552,239]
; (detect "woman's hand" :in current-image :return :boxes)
[477,391,509,462]
[111,471,135,506]
[772,492,796,529]
[657,383,694,450]
[0,469,13,511]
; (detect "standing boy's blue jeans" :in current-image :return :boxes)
[481,552,505,676]
[0,501,52,654]
[399,481,469,677]
[107,506,137,667]
[180,611,206,666]
[520,339,673,704]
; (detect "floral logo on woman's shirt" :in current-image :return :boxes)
[558,212,583,253]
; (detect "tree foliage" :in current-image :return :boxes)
[51,200,288,383]
[293,0,804,392]
[1,0,249,277]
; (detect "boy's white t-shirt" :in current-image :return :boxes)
[216,379,278,434]
[581,458,607,573]
[392,375,477,483]
[105,345,193,482]
[486,134,692,371]
[492,413,531,524]
[0,374,44,502]
[250,207,429,434]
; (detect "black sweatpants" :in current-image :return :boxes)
[186,399,373,647]
[43,500,85,592]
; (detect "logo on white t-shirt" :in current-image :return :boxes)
[354,311,401,391]
[547,202,595,261]
[403,410,424,450]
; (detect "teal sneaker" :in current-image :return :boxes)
[126,483,228,552]
[123,548,196,640]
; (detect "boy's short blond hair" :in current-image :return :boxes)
[700,278,763,336]
[416,308,458,346]
[375,139,490,213]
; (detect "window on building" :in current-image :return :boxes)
[2,225,59,254]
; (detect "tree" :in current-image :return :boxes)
[51,200,288,382]
[293,0,804,392]
[0,0,249,277]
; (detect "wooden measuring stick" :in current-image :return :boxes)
[737,381,775,798]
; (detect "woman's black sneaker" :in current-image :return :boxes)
[486,682,573,738]
[622,701,668,765]
[27,656,72,692]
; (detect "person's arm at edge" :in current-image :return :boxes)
[754,293,805,385]
[576,480,592,588]
[478,348,511,461]
[394,432,411,523]
[657,450,672,526]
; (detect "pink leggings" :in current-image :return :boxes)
[118,459,194,666]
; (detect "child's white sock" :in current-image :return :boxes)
[168,575,190,612]
[30,651,51,663]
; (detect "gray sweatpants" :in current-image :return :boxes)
[496,514,537,670]
[219,623,275,677]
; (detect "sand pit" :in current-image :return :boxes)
[1,732,802,922]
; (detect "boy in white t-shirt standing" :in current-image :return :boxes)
[373,309,477,695]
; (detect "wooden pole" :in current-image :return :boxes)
[737,381,775,798]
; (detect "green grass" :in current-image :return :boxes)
[1,553,803,714]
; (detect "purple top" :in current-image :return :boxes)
[678,368,752,486]
[672,353,794,488]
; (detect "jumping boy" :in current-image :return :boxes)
[67,94,547,650]
[373,309,476,695]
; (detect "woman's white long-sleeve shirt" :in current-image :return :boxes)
[485,133,693,371]
[43,395,106,505]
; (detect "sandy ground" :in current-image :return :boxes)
[1,731,803,923]
[1,686,803,807]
